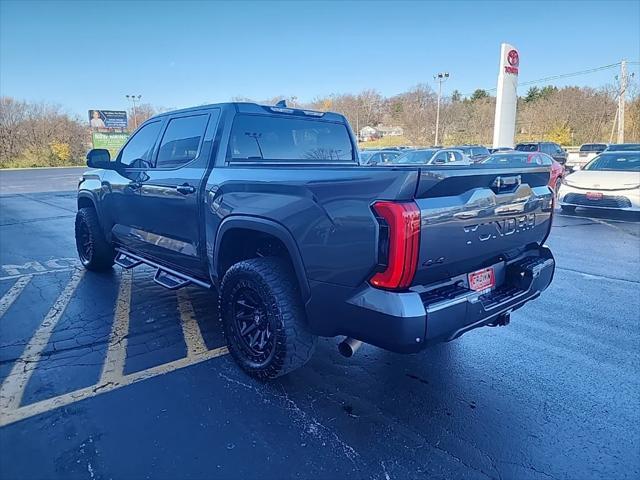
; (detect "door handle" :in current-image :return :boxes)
[176,184,196,195]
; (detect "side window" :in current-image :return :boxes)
[156,115,209,169]
[432,151,447,164]
[381,152,398,163]
[119,121,162,167]
[367,152,382,165]
[452,151,463,162]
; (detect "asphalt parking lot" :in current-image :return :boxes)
[0,167,639,480]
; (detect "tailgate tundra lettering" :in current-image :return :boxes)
[464,214,536,244]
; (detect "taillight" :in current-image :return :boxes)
[370,201,421,290]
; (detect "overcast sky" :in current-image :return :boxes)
[1,0,638,116]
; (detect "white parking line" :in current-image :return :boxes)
[0,275,32,318]
[0,269,84,411]
[177,289,208,357]
[99,269,133,385]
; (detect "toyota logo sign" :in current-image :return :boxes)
[507,49,519,67]
[504,49,519,75]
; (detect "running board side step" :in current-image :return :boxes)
[114,249,211,290]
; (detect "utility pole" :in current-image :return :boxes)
[126,94,142,129]
[617,60,627,144]
[434,72,449,146]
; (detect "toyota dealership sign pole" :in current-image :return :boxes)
[492,43,519,148]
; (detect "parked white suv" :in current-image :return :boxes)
[566,143,608,172]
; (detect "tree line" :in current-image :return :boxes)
[0,99,162,168]
[302,84,639,146]
[1,83,638,168]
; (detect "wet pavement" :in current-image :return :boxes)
[0,168,639,479]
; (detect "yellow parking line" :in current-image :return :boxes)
[0,275,32,318]
[176,289,208,357]
[0,345,229,427]
[0,269,84,411]
[99,269,133,385]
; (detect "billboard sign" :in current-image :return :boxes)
[92,132,129,157]
[88,110,128,129]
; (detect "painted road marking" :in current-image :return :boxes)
[0,275,32,318]
[177,289,209,357]
[556,212,640,226]
[0,345,228,427]
[99,269,133,385]
[0,269,85,411]
[0,258,80,281]
[0,267,229,427]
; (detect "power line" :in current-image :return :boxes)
[461,62,628,97]
[519,63,620,87]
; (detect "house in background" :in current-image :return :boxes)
[359,125,404,142]
[359,126,379,142]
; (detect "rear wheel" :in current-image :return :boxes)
[219,257,316,379]
[75,207,114,271]
[560,205,576,213]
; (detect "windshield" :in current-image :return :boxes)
[580,144,607,152]
[515,144,539,152]
[584,152,640,171]
[229,115,354,162]
[391,149,437,164]
[605,144,640,152]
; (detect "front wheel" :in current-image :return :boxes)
[219,257,316,379]
[75,207,115,271]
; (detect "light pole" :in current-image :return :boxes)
[433,72,449,146]
[126,94,142,129]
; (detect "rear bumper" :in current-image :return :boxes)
[305,246,555,353]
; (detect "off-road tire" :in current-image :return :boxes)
[219,257,316,379]
[560,205,576,213]
[75,207,115,271]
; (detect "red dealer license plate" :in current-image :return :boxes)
[468,267,495,292]
[586,192,603,200]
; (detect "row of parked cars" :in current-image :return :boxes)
[360,142,640,213]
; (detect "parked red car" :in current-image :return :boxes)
[481,151,564,195]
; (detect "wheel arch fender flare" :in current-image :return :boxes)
[77,190,98,210]
[213,216,311,301]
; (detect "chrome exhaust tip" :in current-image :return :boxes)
[338,337,363,358]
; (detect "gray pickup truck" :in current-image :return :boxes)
[76,102,555,378]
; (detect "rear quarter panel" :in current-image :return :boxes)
[205,166,418,287]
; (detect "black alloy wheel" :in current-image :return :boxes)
[231,285,276,366]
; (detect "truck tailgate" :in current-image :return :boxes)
[412,166,553,286]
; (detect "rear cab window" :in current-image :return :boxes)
[580,143,607,152]
[228,115,354,163]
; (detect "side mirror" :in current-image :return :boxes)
[86,149,113,169]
